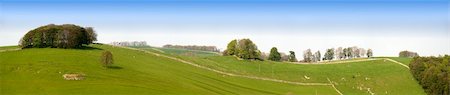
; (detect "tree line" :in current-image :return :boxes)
[163,44,220,52]
[110,41,148,47]
[223,39,373,62]
[409,55,449,95]
[19,24,97,49]
[303,46,373,62]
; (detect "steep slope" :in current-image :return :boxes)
[0,45,338,95]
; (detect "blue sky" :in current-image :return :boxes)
[1,0,449,57]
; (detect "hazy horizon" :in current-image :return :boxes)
[1,0,449,57]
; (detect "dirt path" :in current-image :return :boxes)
[327,78,344,95]
[383,58,410,69]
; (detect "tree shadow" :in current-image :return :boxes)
[75,46,103,50]
[106,65,123,69]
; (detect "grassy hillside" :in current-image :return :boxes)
[378,57,413,65]
[0,45,339,95]
[141,47,425,95]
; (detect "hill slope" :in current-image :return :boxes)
[140,47,426,95]
[0,45,339,95]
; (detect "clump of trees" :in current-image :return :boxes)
[224,39,262,60]
[399,50,419,57]
[409,55,449,95]
[19,24,97,49]
[268,47,281,61]
[163,44,220,52]
[101,51,114,67]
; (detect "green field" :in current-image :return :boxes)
[0,45,425,95]
[0,45,338,95]
[141,47,426,95]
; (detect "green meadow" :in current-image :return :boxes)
[0,45,425,95]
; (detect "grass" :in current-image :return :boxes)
[0,45,339,95]
[138,47,425,95]
[0,46,19,51]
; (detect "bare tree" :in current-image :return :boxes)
[314,50,321,62]
[359,48,366,58]
[303,49,313,62]
[335,47,344,60]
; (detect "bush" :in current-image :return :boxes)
[409,55,449,95]
[101,51,114,67]
[19,24,97,49]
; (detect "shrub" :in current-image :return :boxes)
[101,51,114,67]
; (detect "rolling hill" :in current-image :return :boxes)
[0,45,425,95]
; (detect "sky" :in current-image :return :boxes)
[0,0,449,57]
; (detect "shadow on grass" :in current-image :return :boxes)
[73,46,103,50]
[106,65,123,69]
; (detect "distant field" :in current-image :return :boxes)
[140,47,425,95]
[0,46,19,51]
[141,47,220,57]
[0,45,339,95]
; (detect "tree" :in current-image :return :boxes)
[101,51,114,67]
[225,39,237,55]
[236,39,261,60]
[367,49,373,58]
[314,51,321,62]
[324,48,335,61]
[303,49,313,62]
[359,48,366,58]
[288,51,297,62]
[268,47,281,61]
[335,47,344,60]
[352,46,360,58]
[347,47,353,59]
[85,27,97,44]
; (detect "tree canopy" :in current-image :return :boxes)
[399,50,419,58]
[268,47,281,61]
[409,56,449,95]
[19,24,97,49]
[224,39,261,60]
[288,51,297,62]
